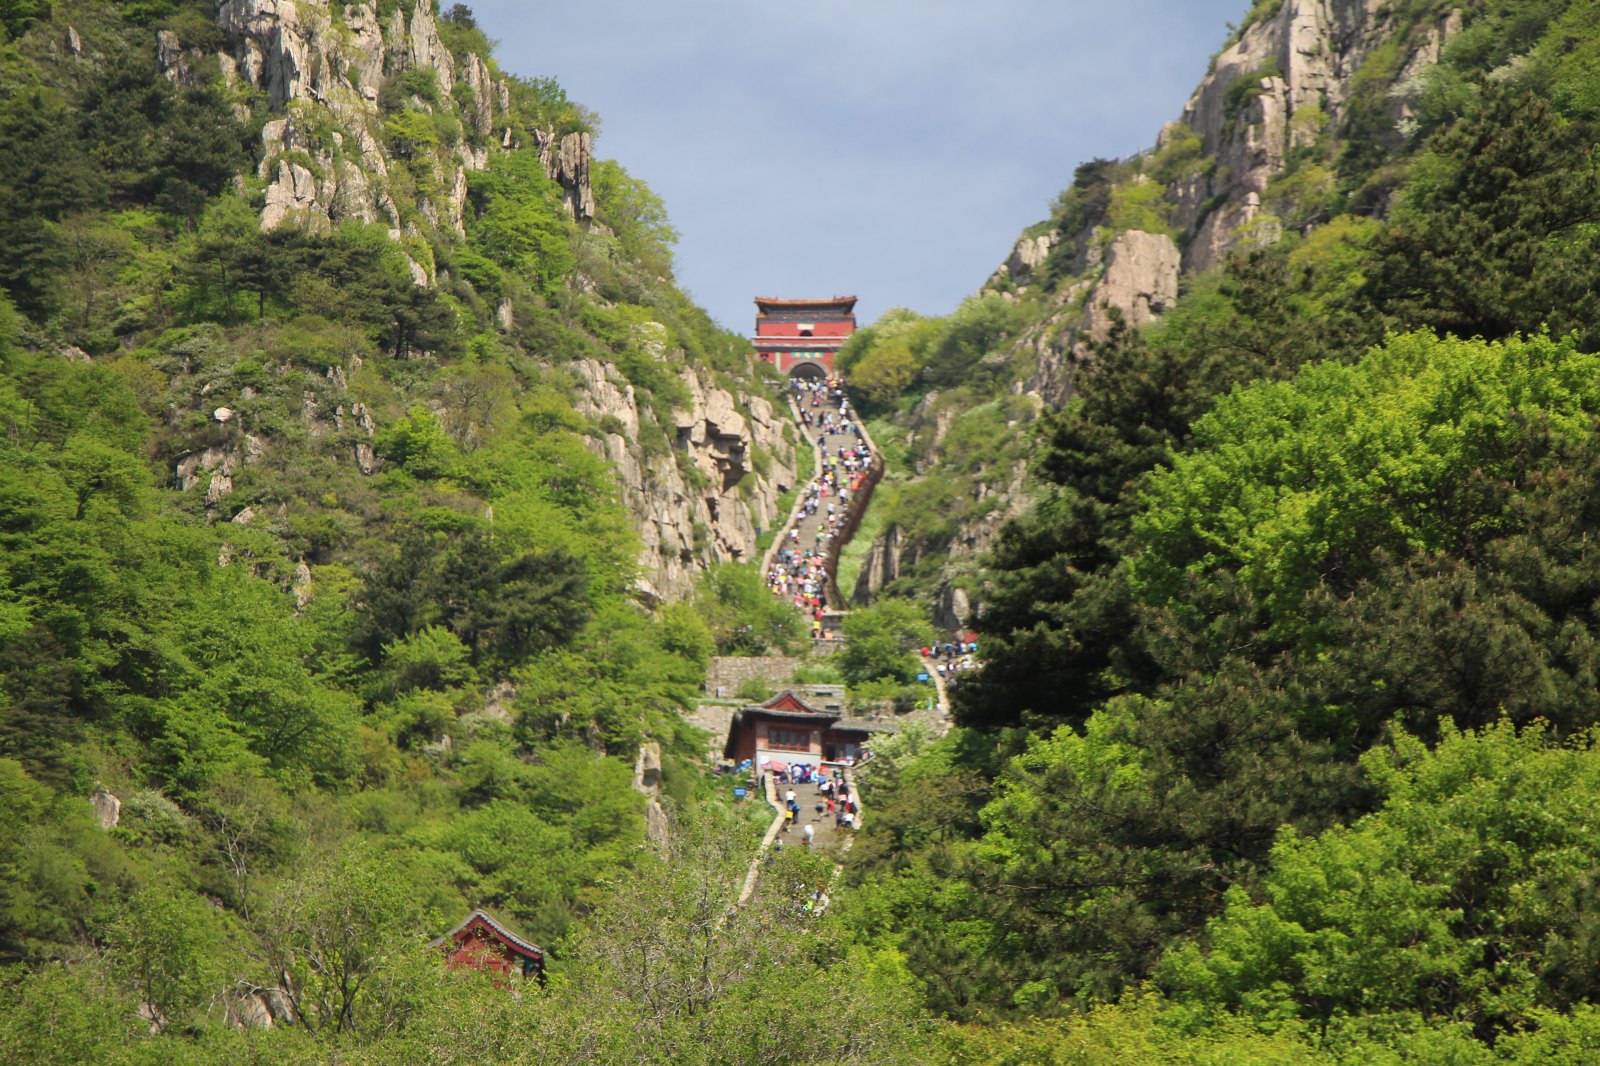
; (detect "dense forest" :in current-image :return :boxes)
[7,0,1600,1062]
[839,0,1600,1060]
[0,1,888,1061]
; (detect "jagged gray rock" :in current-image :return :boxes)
[1177,0,1464,270]
[536,129,597,222]
[988,229,1060,288]
[292,561,313,610]
[155,29,199,85]
[880,2,1469,615]
[213,0,592,243]
[90,788,121,829]
[633,741,669,848]
[933,584,972,632]
[852,523,902,604]
[194,0,797,607]
[570,358,800,601]
[1014,229,1178,409]
[1081,229,1180,344]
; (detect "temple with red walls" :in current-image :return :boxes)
[432,909,546,984]
[751,296,857,380]
[723,690,896,769]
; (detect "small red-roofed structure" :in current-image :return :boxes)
[432,909,545,984]
[752,296,857,380]
[723,691,897,769]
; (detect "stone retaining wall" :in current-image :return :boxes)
[705,655,801,697]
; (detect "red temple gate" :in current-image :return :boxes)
[751,296,857,379]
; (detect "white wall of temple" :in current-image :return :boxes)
[756,748,822,769]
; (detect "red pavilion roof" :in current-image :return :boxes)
[755,296,858,314]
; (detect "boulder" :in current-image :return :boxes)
[633,741,663,792]
[292,561,313,610]
[90,788,121,829]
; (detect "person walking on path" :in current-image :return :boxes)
[803,823,815,847]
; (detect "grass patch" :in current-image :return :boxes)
[837,479,895,603]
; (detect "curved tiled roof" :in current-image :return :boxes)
[754,296,858,312]
[432,909,543,960]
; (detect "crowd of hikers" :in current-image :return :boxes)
[775,764,858,843]
[922,638,979,689]
[766,376,877,640]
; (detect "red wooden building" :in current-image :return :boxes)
[432,909,546,983]
[751,296,857,380]
[723,690,896,770]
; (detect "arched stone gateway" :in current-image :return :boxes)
[788,360,827,382]
[751,296,857,377]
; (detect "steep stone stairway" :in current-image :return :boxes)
[735,377,883,902]
[758,378,885,638]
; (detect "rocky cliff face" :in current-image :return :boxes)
[993,0,1469,399]
[570,359,803,602]
[991,0,1464,292]
[205,0,594,271]
[158,0,805,604]
[1175,0,1461,271]
[171,333,803,605]
[849,455,1030,627]
[863,0,1463,622]
[850,225,1177,617]
[1016,227,1182,408]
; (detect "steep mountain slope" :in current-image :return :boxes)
[207,0,810,599]
[0,0,811,1013]
[7,0,805,604]
[839,0,1600,1051]
[844,0,1527,624]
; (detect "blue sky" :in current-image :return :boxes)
[466,0,1248,332]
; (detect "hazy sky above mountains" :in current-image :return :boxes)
[469,0,1248,332]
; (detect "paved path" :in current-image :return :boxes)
[917,652,954,735]
[761,381,883,639]
[732,382,973,911]
[738,380,880,902]
[740,765,861,903]
[770,772,858,854]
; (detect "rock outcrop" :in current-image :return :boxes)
[982,0,1464,408]
[632,741,668,849]
[167,0,801,609]
[571,359,803,602]
[1014,228,1179,408]
[90,787,121,830]
[212,0,594,245]
[1081,229,1180,343]
[216,0,452,240]
[223,982,295,1029]
[1176,0,1462,270]
[933,583,972,632]
[857,1,1469,626]
[851,523,902,603]
[175,434,268,504]
[851,459,1028,611]
[987,230,1060,289]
